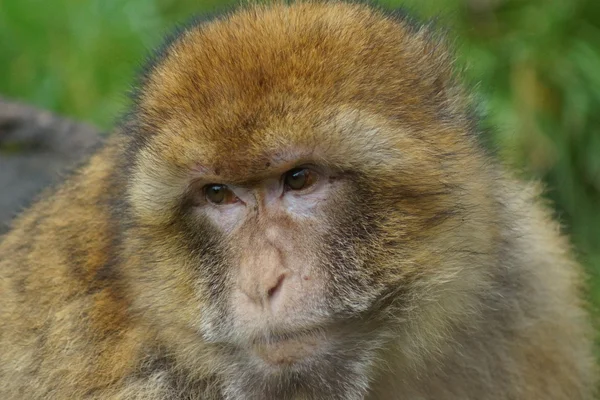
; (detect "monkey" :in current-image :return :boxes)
[0,1,596,399]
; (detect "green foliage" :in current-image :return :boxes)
[0,0,234,126]
[1,0,598,332]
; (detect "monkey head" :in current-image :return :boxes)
[120,2,496,396]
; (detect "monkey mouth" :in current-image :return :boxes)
[250,328,327,366]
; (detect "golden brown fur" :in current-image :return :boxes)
[0,1,596,399]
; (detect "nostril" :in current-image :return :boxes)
[267,274,286,300]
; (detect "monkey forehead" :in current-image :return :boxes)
[135,2,464,138]
[138,105,405,183]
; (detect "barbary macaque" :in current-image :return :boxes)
[0,1,596,399]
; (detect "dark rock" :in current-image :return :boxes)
[0,97,103,234]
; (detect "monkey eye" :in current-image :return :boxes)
[283,168,317,191]
[204,184,238,205]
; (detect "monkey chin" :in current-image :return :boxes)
[249,329,328,368]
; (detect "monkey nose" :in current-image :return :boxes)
[266,274,286,303]
[241,273,287,310]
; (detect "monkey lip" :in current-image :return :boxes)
[250,329,327,366]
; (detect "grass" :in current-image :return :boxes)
[1,0,599,345]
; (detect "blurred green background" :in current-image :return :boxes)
[0,0,599,339]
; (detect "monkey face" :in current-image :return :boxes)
[124,104,477,375]
[126,108,387,368]
[194,164,379,362]
[121,2,491,384]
